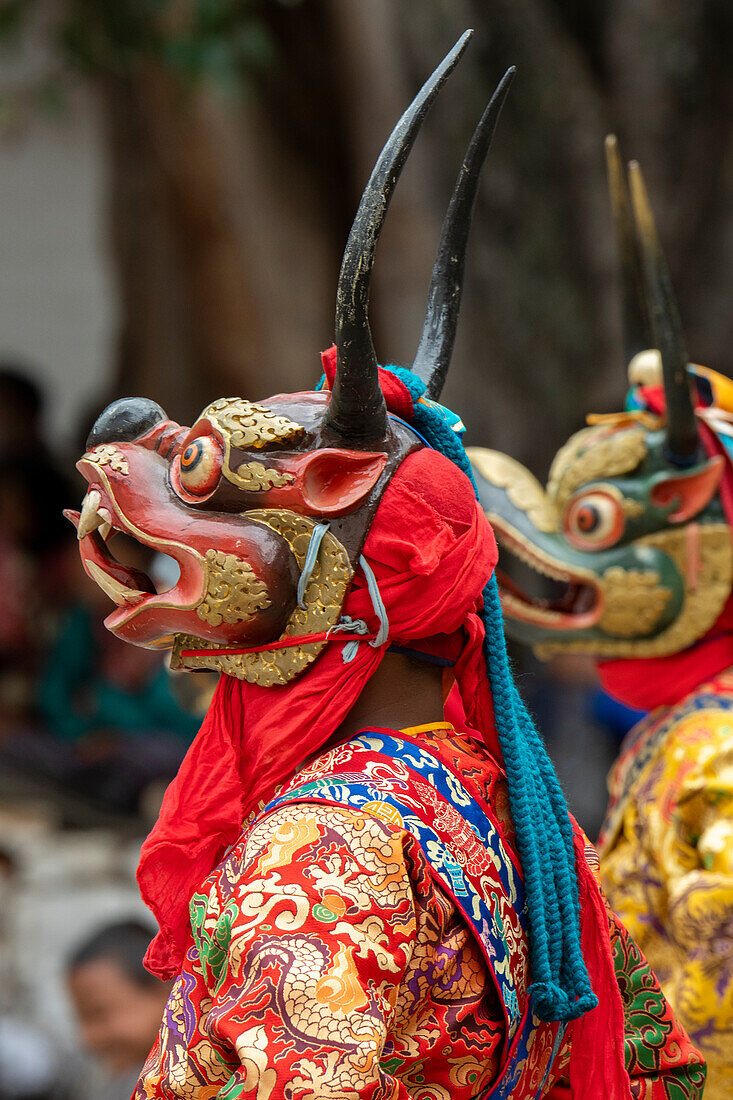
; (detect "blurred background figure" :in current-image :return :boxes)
[0,365,73,735]
[0,847,63,1100]
[2,510,202,815]
[0,362,204,816]
[0,0,731,1085]
[66,922,171,1100]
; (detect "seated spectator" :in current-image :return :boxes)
[66,921,170,1100]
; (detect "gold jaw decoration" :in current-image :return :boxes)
[534,525,732,659]
[596,567,672,638]
[172,509,354,686]
[197,551,272,627]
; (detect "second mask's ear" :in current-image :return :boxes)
[650,455,724,522]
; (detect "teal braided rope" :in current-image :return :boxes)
[380,365,597,1023]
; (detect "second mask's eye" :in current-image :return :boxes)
[176,436,223,497]
[564,489,625,550]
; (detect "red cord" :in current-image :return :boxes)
[181,631,377,660]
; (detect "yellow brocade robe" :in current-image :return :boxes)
[599,668,733,1098]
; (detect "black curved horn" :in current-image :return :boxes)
[604,135,651,367]
[628,161,699,464]
[413,66,516,400]
[326,29,474,444]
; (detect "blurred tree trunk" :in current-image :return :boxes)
[99,69,193,419]
[98,65,269,423]
[87,0,733,466]
[96,0,349,426]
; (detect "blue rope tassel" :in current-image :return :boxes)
[379,366,598,1023]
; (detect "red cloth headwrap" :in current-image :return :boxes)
[321,344,416,422]
[138,448,498,978]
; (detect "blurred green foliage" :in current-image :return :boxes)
[0,0,298,120]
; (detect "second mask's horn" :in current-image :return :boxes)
[605,134,651,368]
[628,160,699,464]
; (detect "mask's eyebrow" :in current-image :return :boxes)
[201,398,305,450]
[548,426,647,511]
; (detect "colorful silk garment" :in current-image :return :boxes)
[599,667,733,1098]
[135,725,704,1099]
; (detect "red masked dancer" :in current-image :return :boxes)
[67,34,704,1099]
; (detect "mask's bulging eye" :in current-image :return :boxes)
[564,490,624,550]
[174,436,223,498]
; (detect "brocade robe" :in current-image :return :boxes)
[135,724,704,1099]
[599,667,733,1098]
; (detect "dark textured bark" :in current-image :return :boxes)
[98,70,192,423]
[87,0,733,469]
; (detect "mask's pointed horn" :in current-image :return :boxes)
[628,160,699,464]
[326,29,474,444]
[604,135,652,366]
[412,67,516,400]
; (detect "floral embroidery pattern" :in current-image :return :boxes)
[135,726,704,1099]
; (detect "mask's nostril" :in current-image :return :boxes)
[86,398,168,450]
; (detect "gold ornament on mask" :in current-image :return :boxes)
[197,550,272,627]
[230,462,295,493]
[173,510,353,687]
[547,426,647,512]
[204,398,304,450]
[82,445,129,476]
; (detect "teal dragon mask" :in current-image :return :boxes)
[470,136,733,659]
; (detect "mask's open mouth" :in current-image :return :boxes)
[64,487,199,633]
[492,520,603,630]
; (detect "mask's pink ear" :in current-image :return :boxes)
[650,454,724,522]
[300,449,387,516]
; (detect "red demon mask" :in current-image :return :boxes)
[65,31,514,687]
